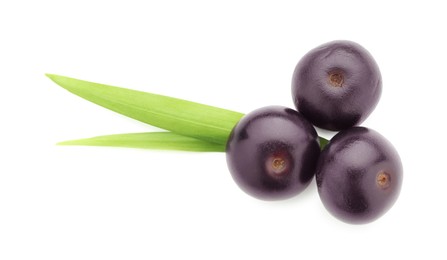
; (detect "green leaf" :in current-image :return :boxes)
[319,136,329,150]
[48,74,331,151]
[58,132,225,152]
[47,74,244,145]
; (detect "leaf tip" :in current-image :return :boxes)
[45,73,57,80]
[46,74,65,86]
[56,140,76,146]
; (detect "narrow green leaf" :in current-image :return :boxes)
[319,136,329,150]
[58,132,225,152]
[47,74,244,145]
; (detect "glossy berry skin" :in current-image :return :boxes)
[292,40,382,131]
[316,127,403,224]
[226,106,320,200]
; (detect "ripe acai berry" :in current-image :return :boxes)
[292,40,382,131]
[226,106,320,200]
[316,127,403,224]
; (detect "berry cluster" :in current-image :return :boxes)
[50,40,403,225]
[226,41,403,224]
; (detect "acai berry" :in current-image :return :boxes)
[226,106,321,200]
[316,127,403,224]
[292,40,382,131]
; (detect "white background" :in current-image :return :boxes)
[1,1,446,259]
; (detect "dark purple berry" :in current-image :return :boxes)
[316,127,403,224]
[226,106,320,200]
[292,40,382,131]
